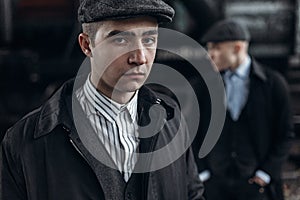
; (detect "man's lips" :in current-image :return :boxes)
[123,72,146,78]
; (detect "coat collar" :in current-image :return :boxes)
[33,78,172,139]
[250,57,267,82]
[33,79,75,139]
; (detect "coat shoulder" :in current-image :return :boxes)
[3,107,40,143]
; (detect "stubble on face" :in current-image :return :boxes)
[207,42,237,72]
[89,17,158,104]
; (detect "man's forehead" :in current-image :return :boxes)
[207,42,221,48]
[207,41,235,47]
[96,20,158,38]
[101,17,157,30]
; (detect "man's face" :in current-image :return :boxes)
[206,41,237,71]
[89,17,158,97]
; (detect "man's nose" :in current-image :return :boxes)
[128,47,147,66]
[207,50,215,60]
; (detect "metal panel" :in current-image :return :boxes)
[224,1,294,57]
[294,0,300,54]
[1,0,13,44]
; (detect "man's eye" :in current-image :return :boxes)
[113,38,127,44]
[142,37,156,45]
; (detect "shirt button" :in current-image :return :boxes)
[259,187,265,193]
[231,152,237,158]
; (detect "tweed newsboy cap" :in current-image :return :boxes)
[201,19,251,43]
[78,0,175,23]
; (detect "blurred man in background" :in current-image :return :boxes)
[197,19,294,200]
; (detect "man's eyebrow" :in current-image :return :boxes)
[105,29,158,38]
[142,30,158,36]
[105,30,135,38]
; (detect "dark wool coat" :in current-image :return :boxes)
[1,78,204,200]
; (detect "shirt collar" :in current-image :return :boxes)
[234,55,251,79]
[101,88,138,123]
[83,75,138,123]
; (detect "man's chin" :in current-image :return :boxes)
[116,79,145,91]
[216,65,229,72]
[113,84,142,94]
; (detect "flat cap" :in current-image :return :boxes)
[78,0,175,23]
[201,19,250,43]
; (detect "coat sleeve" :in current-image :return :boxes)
[260,71,294,180]
[0,131,27,200]
[191,130,210,174]
[186,147,205,200]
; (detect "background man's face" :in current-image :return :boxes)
[90,17,158,96]
[206,41,237,71]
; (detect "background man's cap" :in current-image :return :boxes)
[78,0,175,23]
[201,19,251,43]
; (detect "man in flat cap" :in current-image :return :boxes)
[0,0,204,199]
[196,19,294,200]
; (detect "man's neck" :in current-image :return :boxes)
[106,90,136,105]
[230,53,248,71]
[90,76,135,104]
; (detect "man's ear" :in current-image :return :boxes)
[78,33,93,57]
[233,41,242,54]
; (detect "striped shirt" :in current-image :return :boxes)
[76,76,139,182]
